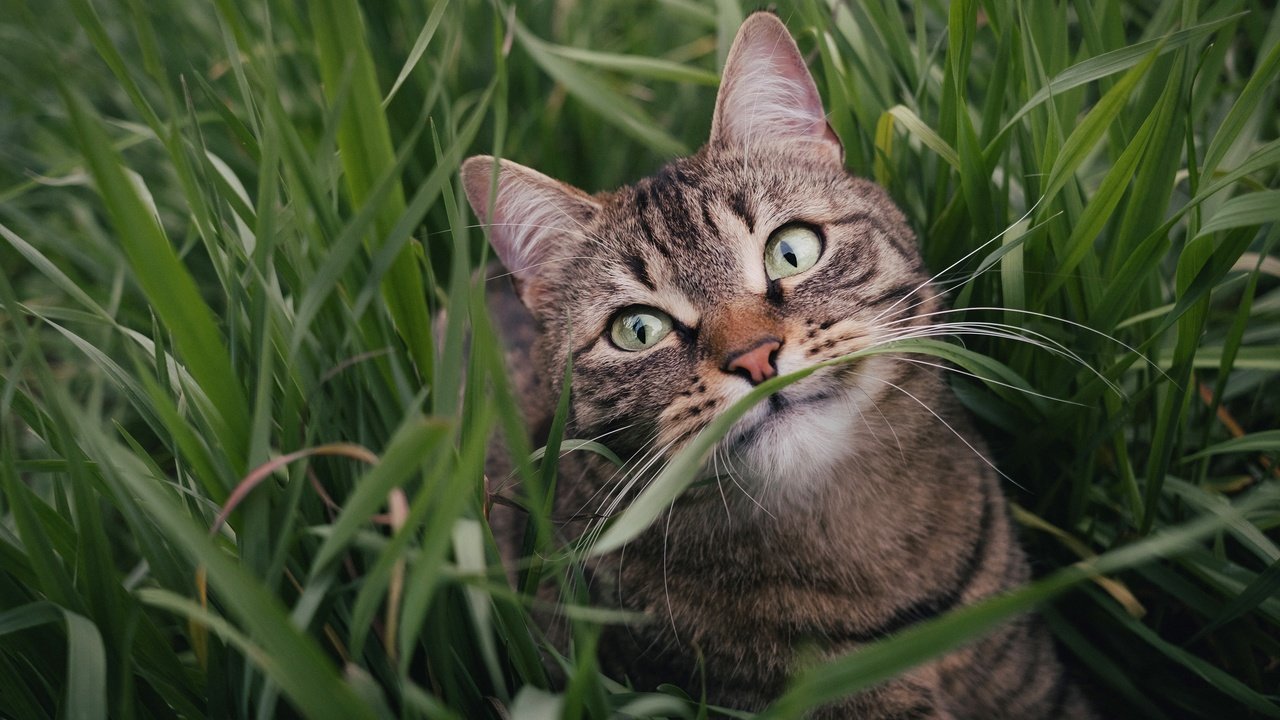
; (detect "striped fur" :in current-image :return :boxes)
[463,12,1094,718]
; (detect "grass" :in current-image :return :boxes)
[0,0,1278,717]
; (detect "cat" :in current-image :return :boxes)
[461,11,1095,719]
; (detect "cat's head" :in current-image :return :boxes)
[463,12,937,499]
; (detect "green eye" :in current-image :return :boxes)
[610,307,673,351]
[764,225,823,280]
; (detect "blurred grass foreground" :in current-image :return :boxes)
[1,0,1279,718]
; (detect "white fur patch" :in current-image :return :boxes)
[734,390,862,494]
[718,354,903,504]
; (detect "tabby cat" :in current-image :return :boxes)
[462,12,1094,719]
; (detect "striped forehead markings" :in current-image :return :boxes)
[624,253,656,291]
[728,189,755,233]
[700,202,720,237]
[645,163,727,242]
[830,211,874,225]
[632,184,663,252]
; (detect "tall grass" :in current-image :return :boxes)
[0,0,1277,717]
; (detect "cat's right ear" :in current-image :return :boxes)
[461,156,600,303]
[710,12,843,164]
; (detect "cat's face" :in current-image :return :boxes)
[464,13,937,498]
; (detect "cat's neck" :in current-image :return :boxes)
[549,360,998,599]
[610,388,994,591]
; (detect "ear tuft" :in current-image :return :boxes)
[461,156,600,296]
[710,12,842,163]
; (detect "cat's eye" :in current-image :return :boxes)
[764,225,823,280]
[609,307,673,351]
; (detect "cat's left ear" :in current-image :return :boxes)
[461,155,601,307]
[710,12,843,165]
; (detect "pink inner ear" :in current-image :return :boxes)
[711,14,842,161]
[461,156,600,287]
[721,45,826,136]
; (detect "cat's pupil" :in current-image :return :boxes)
[632,318,647,343]
[781,241,798,267]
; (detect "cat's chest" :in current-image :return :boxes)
[600,520,907,639]
[590,482,986,647]
[589,538,901,702]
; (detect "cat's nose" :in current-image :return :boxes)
[723,338,782,385]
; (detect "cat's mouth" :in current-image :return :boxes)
[703,377,867,493]
[726,385,843,451]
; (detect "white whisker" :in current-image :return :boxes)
[840,380,906,461]
[662,500,680,641]
[882,305,1166,383]
[870,320,1121,395]
[893,356,1086,407]
[869,199,1046,326]
[720,450,775,518]
[711,446,732,521]
[848,368,1026,492]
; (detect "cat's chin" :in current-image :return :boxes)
[720,383,867,502]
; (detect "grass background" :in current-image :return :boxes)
[1,0,1278,717]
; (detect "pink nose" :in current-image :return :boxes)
[724,339,782,385]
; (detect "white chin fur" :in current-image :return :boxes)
[734,396,860,497]
[721,357,900,506]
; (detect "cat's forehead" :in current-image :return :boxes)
[620,149,854,229]
[577,149,888,302]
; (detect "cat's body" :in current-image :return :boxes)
[466,12,1093,718]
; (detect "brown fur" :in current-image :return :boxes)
[463,12,1093,718]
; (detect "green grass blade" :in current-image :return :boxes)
[528,439,625,467]
[883,105,961,170]
[309,416,451,575]
[1191,558,1280,642]
[1088,584,1280,717]
[541,44,719,85]
[1200,39,1280,178]
[0,603,106,720]
[311,0,435,381]
[0,223,107,318]
[1196,189,1280,236]
[1034,66,1171,302]
[77,423,376,719]
[1038,42,1161,206]
[1183,430,1280,460]
[513,19,686,157]
[714,0,743,69]
[59,87,250,476]
[382,0,451,108]
[990,13,1242,147]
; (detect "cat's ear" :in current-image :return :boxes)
[710,12,842,164]
[461,155,600,299]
